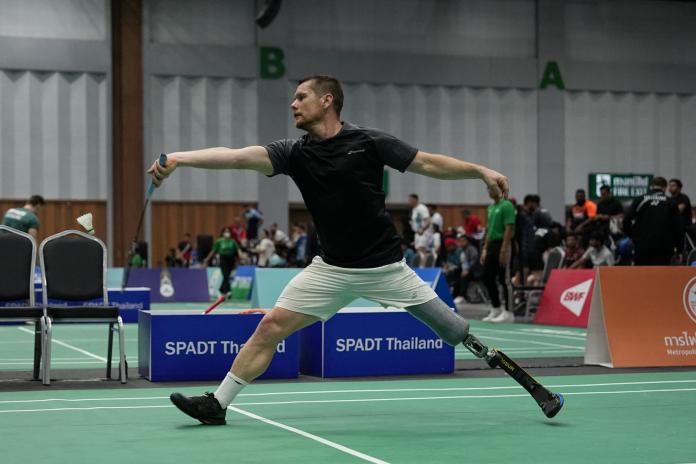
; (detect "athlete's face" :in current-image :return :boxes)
[291,81,330,130]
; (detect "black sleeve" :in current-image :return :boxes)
[623,197,640,238]
[263,139,297,176]
[670,200,685,250]
[368,129,418,172]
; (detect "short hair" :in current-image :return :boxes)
[409,193,419,201]
[590,231,605,242]
[651,176,667,189]
[599,184,610,192]
[28,195,45,207]
[299,75,344,116]
[576,189,586,195]
[669,178,682,188]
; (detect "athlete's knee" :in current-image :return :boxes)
[250,312,289,346]
[405,297,470,346]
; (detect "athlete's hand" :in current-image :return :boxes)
[481,167,509,200]
[147,154,177,187]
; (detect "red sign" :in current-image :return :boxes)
[533,269,596,327]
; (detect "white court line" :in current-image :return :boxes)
[476,326,586,342]
[230,406,390,464]
[1,387,695,414]
[518,328,586,338]
[477,334,584,350]
[17,327,107,362]
[0,361,108,366]
[2,379,696,404]
[0,357,96,361]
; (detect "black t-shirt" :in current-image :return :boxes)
[672,192,693,227]
[264,122,417,268]
[597,197,623,216]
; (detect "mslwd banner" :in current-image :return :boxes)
[588,173,653,201]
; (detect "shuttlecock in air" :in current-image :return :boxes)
[77,213,94,235]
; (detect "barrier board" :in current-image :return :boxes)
[533,269,596,328]
[300,307,454,377]
[585,267,696,367]
[138,310,299,381]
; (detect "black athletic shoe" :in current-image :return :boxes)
[170,392,227,425]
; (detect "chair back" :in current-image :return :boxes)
[40,230,108,303]
[541,247,565,284]
[0,226,37,304]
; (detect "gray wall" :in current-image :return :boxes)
[0,0,109,200]
[2,0,696,234]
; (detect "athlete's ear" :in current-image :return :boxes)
[321,93,333,110]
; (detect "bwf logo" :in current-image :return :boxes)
[683,277,696,324]
[560,279,593,317]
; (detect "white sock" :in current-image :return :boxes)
[213,372,248,408]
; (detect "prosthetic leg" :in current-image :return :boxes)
[463,333,565,418]
[406,298,564,419]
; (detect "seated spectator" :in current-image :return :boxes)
[412,244,436,268]
[460,208,484,247]
[402,240,416,267]
[562,233,585,268]
[453,235,480,304]
[566,189,597,246]
[176,233,193,268]
[253,229,276,267]
[165,248,179,268]
[571,232,614,268]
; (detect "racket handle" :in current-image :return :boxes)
[147,153,168,196]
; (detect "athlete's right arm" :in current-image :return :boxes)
[147,146,273,187]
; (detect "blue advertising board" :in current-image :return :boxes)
[126,268,209,303]
[138,310,299,381]
[32,288,150,323]
[300,308,454,377]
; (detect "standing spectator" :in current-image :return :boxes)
[253,229,276,267]
[429,204,444,231]
[290,223,308,266]
[2,194,45,238]
[594,185,624,239]
[668,178,693,228]
[481,189,516,323]
[431,223,444,266]
[623,176,684,265]
[244,205,263,242]
[566,189,597,245]
[408,193,430,235]
[229,216,247,246]
[571,232,614,268]
[203,227,242,299]
[177,233,193,267]
[562,233,585,268]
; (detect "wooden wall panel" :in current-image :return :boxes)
[0,199,107,244]
[150,202,251,267]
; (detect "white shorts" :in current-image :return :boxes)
[275,256,438,321]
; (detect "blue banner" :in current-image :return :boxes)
[139,310,299,381]
[32,288,150,323]
[301,309,454,377]
[126,268,209,303]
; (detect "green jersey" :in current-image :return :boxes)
[2,207,40,233]
[213,237,238,256]
[486,199,515,241]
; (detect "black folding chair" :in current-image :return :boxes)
[0,225,46,380]
[40,230,126,385]
[511,247,565,321]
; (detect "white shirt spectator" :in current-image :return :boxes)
[254,238,276,267]
[581,245,614,267]
[410,203,430,233]
[431,211,444,231]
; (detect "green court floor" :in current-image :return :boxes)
[0,372,694,463]
[0,318,585,372]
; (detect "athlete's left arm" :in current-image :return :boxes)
[407,151,509,200]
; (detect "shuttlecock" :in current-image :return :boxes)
[77,213,94,235]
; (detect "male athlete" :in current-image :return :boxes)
[150,75,561,425]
